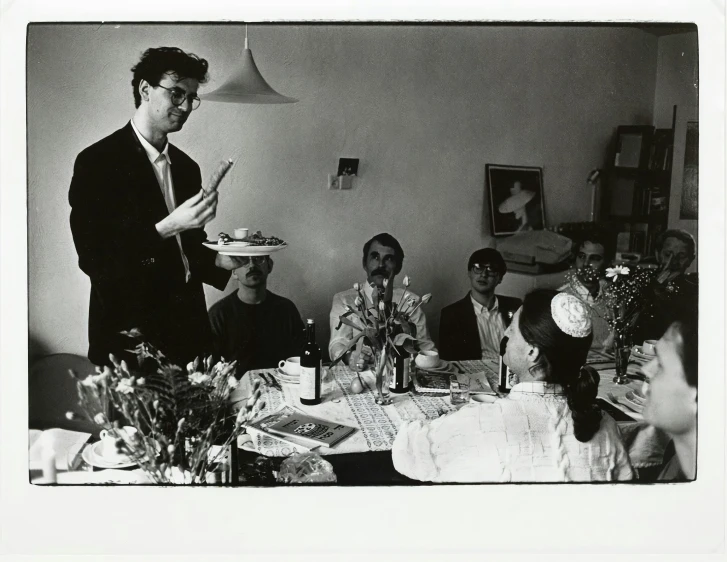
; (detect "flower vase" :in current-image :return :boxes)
[612,329,632,385]
[374,350,393,406]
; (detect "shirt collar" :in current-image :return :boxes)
[131,119,170,165]
[363,281,381,303]
[470,293,499,315]
[509,381,565,396]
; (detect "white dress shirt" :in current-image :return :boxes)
[470,294,506,360]
[328,281,435,361]
[131,119,191,282]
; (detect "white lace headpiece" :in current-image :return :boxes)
[551,292,592,338]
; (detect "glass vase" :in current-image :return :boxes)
[374,350,393,406]
[612,329,632,385]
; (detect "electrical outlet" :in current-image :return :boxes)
[328,174,339,190]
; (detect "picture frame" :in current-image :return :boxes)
[486,164,545,236]
[613,125,654,169]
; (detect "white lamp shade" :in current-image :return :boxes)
[200,48,297,104]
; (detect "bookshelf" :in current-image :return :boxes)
[599,106,676,258]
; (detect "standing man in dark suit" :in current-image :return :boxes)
[69,47,243,367]
[439,248,521,361]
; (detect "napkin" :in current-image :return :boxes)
[28,428,91,471]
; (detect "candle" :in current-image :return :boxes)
[41,446,57,484]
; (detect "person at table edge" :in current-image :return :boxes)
[633,229,698,343]
[329,232,435,371]
[69,47,244,368]
[558,231,613,352]
[438,248,520,361]
[208,254,305,378]
[393,290,634,483]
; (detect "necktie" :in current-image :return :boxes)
[156,154,191,282]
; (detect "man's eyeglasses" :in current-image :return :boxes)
[155,84,201,110]
[238,256,269,266]
[471,264,500,276]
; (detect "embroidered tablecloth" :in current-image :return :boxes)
[232,362,487,457]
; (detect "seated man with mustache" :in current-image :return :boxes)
[329,233,436,371]
[208,255,305,378]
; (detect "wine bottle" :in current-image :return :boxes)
[390,345,411,393]
[300,319,322,405]
[498,336,513,394]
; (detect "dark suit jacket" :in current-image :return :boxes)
[69,121,230,367]
[439,293,522,361]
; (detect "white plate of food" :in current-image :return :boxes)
[203,242,288,256]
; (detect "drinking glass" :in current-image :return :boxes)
[450,378,470,405]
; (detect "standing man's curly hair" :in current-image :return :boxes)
[130,47,209,108]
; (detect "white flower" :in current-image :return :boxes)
[227,376,239,389]
[136,377,145,386]
[383,278,389,288]
[188,372,211,385]
[94,413,107,425]
[186,361,195,375]
[65,411,77,420]
[403,275,410,287]
[116,377,135,394]
[353,282,360,291]
[354,296,363,307]
[378,301,386,312]
[606,266,630,280]
[420,293,432,304]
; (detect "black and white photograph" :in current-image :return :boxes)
[487,164,545,235]
[1,1,725,558]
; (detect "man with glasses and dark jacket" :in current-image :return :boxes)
[69,47,244,368]
[208,256,305,379]
[439,248,521,361]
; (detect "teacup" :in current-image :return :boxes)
[415,350,441,369]
[98,426,136,460]
[234,227,249,239]
[278,357,301,376]
[642,340,658,355]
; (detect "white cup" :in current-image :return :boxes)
[234,228,249,239]
[98,426,137,460]
[278,357,301,376]
[415,350,440,369]
[642,340,657,355]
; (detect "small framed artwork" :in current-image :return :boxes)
[486,164,545,236]
[613,125,653,169]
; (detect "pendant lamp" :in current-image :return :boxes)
[200,26,298,104]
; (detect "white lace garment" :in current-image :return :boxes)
[392,381,634,483]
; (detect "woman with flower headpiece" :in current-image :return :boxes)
[392,289,634,482]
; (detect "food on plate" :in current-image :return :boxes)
[216,230,286,246]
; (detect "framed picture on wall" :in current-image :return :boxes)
[486,164,545,236]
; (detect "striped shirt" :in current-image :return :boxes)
[471,294,506,361]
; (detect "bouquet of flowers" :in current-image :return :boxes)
[67,330,264,484]
[330,276,431,404]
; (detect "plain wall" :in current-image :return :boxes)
[27,24,660,360]
[653,30,699,272]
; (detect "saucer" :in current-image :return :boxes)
[275,368,300,384]
[82,443,137,469]
[621,393,644,414]
[416,359,451,372]
[625,389,646,405]
[632,345,655,360]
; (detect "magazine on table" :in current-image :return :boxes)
[245,407,356,450]
[413,371,496,396]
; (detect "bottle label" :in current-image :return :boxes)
[300,364,320,400]
[391,357,410,391]
[499,356,513,391]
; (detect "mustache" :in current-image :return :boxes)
[246,269,262,276]
[372,267,388,277]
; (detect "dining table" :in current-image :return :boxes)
[228,348,669,484]
[31,348,668,485]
